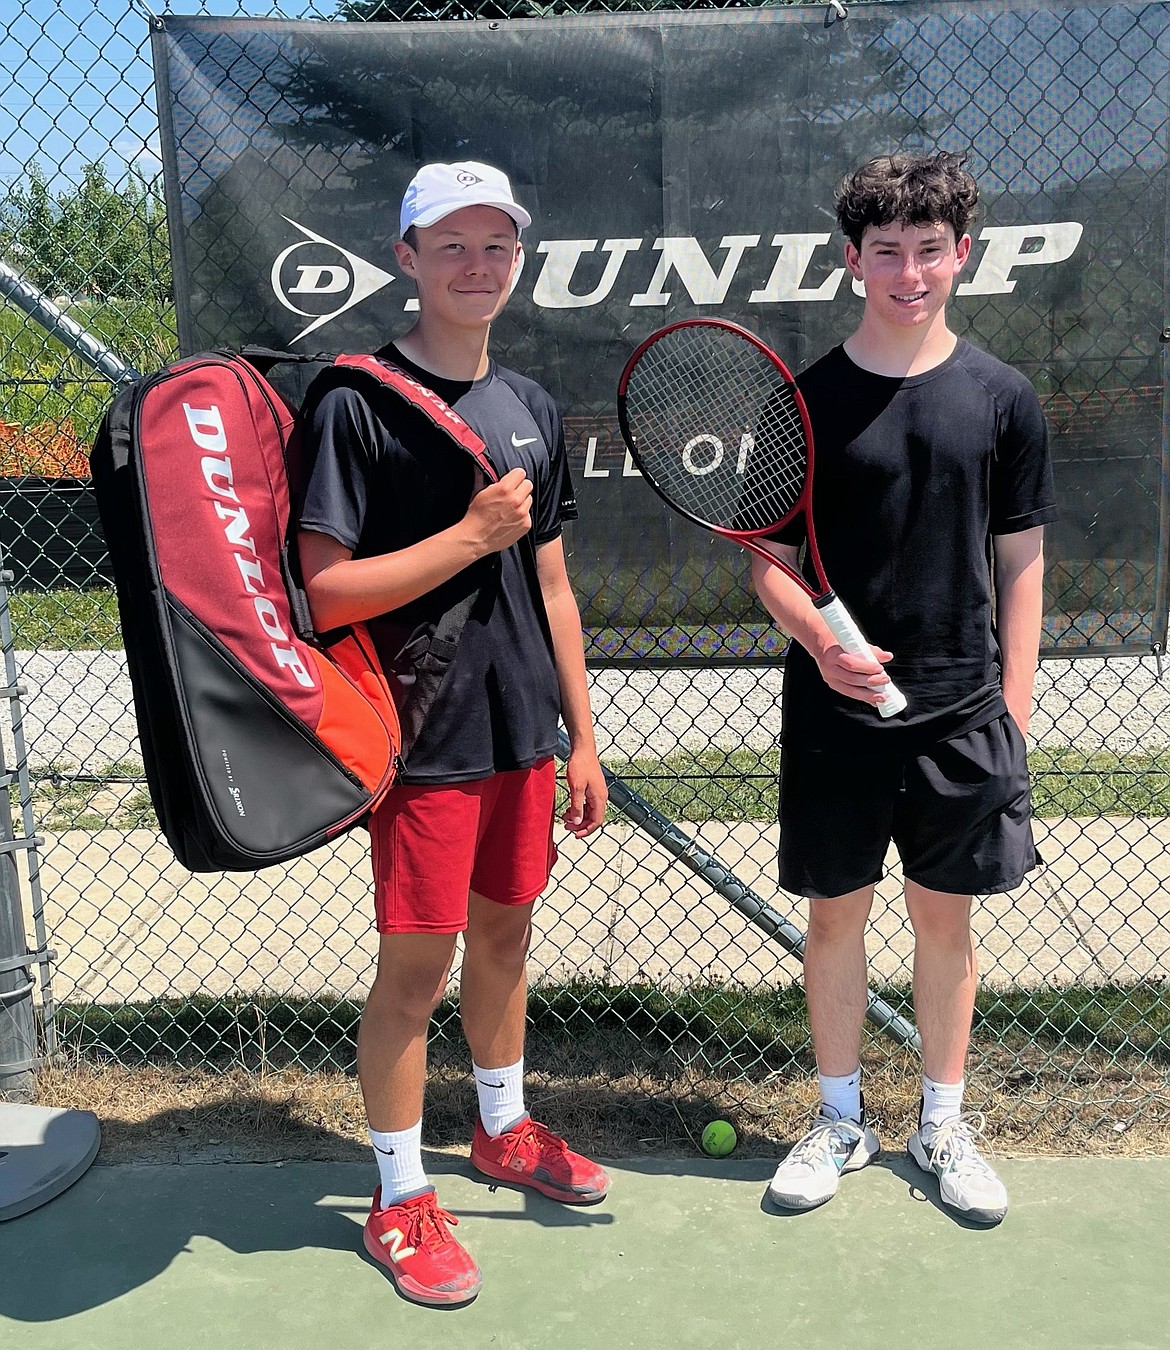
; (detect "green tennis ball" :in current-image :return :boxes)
[700,1120,737,1157]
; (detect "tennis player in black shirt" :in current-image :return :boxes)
[753,152,1056,1225]
[298,161,607,1305]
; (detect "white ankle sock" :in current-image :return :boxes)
[369,1119,428,1205]
[473,1057,526,1137]
[818,1067,863,1124]
[921,1075,964,1130]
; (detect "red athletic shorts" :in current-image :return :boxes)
[368,758,558,934]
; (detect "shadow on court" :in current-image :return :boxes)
[0,1144,618,1324]
[1,1143,1168,1349]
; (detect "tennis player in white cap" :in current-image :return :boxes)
[298,160,608,1307]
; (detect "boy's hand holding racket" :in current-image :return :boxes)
[754,536,898,710]
[819,640,899,708]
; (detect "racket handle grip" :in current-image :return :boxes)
[815,593,908,719]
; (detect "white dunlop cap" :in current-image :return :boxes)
[400,161,532,236]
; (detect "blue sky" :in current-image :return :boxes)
[1,0,319,193]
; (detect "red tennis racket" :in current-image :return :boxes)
[616,319,907,718]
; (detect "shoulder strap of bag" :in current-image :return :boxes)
[330,354,498,483]
[300,353,496,762]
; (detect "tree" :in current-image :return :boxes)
[0,160,172,307]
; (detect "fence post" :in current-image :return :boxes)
[0,697,36,1103]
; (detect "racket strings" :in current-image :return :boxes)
[622,325,808,533]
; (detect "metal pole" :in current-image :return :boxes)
[0,544,54,1068]
[0,260,140,386]
[0,541,33,1102]
[0,739,36,1103]
[0,537,45,1102]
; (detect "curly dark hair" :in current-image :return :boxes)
[835,152,979,249]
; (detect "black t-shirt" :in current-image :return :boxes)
[298,345,578,784]
[773,340,1057,748]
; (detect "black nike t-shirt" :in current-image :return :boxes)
[298,345,578,784]
[772,340,1057,748]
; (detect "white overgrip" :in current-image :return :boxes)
[815,593,908,719]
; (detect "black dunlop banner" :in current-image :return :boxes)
[153,1,1169,663]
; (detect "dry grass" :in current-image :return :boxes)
[35,980,1169,1161]
[32,1043,1170,1168]
[34,1060,372,1166]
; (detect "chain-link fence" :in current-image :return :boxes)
[1,0,1168,1150]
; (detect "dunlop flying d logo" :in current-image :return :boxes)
[270,218,395,342]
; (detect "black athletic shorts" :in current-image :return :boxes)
[777,711,1039,899]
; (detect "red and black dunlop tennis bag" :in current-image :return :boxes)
[88,349,404,872]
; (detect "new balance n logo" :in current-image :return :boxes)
[379,1227,417,1263]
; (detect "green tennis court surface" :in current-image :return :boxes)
[1,1154,1166,1349]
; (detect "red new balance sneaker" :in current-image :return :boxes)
[362,1187,482,1307]
[471,1117,610,1204]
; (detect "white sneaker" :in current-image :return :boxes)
[908,1111,1009,1225]
[767,1106,881,1211]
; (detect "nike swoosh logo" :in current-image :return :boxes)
[477,1079,506,1089]
[511,433,538,448]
